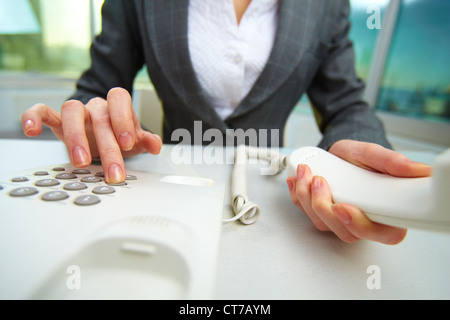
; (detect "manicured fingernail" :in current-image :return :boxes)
[297,164,305,180]
[414,162,432,169]
[404,156,431,169]
[287,178,294,191]
[72,146,89,167]
[332,204,352,225]
[312,176,323,192]
[108,164,124,183]
[153,134,163,147]
[119,132,133,151]
[24,120,34,134]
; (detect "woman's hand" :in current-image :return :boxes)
[286,139,432,244]
[21,87,162,183]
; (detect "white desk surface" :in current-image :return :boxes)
[1,139,449,300]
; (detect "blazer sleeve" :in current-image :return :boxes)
[69,0,144,103]
[306,2,392,150]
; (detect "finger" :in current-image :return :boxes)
[121,131,162,158]
[61,100,92,167]
[128,109,162,156]
[288,175,327,230]
[86,98,126,183]
[330,140,431,178]
[358,143,431,178]
[136,131,163,155]
[331,203,408,245]
[295,164,330,231]
[286,176,305,212]
[108,87,162,156]
[21,104,62,138]
[107,87,136,151]
[311,176,359,243]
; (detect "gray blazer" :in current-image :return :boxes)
[70,0,391,149]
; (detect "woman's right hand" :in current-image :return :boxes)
[21,87,162,183]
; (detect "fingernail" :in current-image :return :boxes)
[414,162,432,169]
[312,176,323,192]
[287,178,294,191]
[404,156,431,169]
[153,134,163,147]
[297,164,305,180]
[119,132,133,151]
[332,204,352,225]
[24,120,34,134]
[72,146,89,167]
[108,164,124,183]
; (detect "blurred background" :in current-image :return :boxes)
[0,0,449,152]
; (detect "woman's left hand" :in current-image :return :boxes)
[286,139,432,244]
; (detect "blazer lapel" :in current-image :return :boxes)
[144,0,316,129]
[144,0,227,130]
[228,0,314,120]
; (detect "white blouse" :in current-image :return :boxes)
[188,0,279,119]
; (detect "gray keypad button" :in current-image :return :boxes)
[95,172,105,177]
[55,173,77,180]
[74,195,100,206]
[72,169,91,174]
[52,167,66,172]
[92,185,116,195]
[42,191,69,201]
[34,171,49,176]
[10,187,38,197]
[63,182,88,191]
[126,175,137,180]
[35,179,60,187]
[11,176,29,182]
[81,176,102,183]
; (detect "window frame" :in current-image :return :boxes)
[364,0,449,148]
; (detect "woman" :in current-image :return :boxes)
[21,0,430,244]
